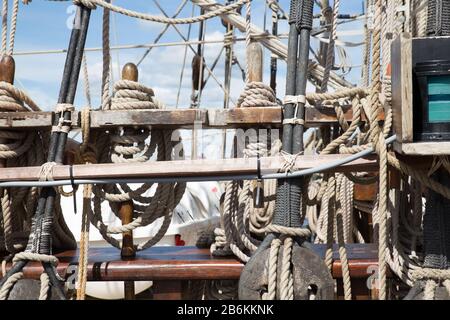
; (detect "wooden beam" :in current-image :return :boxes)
[0,106,372,130]
[89,108,208,129]
[207,107,281,128]
[0,154,378,182]
[391,33,413,143]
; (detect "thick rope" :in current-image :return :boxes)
[101,0,111,110]
[73,0,248,25]
[236,82,278,108]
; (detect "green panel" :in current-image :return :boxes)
[428,75,450,122]
[428,75,450,95]
[429,101,450,122]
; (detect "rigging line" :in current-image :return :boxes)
[263,0,268,31]
[196,11,207,108]
[12,35,289,56]
[154,1,235,105]
[198,48,225,105]
[111,0,121,79]
[233,54,246,82]
[311,14,366,37]
[136,0,188,67]
[176,2,195,109]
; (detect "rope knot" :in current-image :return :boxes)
[279,150,302,173]
[55,103,75,114]
[38,162,57,182]
[52,103,75,133]
[223,30,234,47]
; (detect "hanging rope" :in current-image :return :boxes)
[87,79,186,251]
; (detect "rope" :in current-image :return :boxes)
[412,268,450,281]
[0,81,40,111]
[244,0,251,83]
[262,238,280,300]
[38,162,57,181]
[0,252,60,300]
[39,273,50,300]
[236,82,278,108]
[88,79,186,251]
[1,0,7,55]
[212,0,279,263]
[0,271,22,299]
[0,77,66,257]
[73,0,248,24]
[212,140,281,262]
[336,174,352,300]
[1,0,20,56]
[82,53,92,108]
[76,184,91,300]
[101,0,111,110]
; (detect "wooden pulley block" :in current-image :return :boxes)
[0,55,15,170]
[354,173,378,202]
[0,55,15,84]
[238,242,334,300]
[192,54,206,91]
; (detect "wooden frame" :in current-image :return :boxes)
[392,33,450,155]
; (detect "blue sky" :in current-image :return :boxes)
[9,0,365,158]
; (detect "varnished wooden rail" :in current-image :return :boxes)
[3,244,380,281]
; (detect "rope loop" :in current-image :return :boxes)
[38,162,57,182]
[263,224,311,238]
[12,251,59,266]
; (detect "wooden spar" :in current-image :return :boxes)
[118,63,137,299]
[0,154,378,182]
[245,42,265,207]
[0,105,374,130]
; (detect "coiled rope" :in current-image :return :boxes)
[87,79,186,251]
